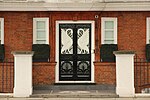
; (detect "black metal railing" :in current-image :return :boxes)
[0,59,14,93]
[134,56,150,93]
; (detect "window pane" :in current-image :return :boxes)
[37,21,45,29]
[37,31,46,39]
[105,21,114,29]
[105,31,114,38]
[104,40,114,44]
[36,40,46,44]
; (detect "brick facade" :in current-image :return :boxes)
[0,11,149,88]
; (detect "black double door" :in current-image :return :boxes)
[59,23,91,81]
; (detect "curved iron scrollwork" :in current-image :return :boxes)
[61,28,73,54]
[77,28,90,54]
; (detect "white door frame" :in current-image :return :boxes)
[55,21,95,83]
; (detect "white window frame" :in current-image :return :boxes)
[101,17,117,44]
[33,18,49,44]
[147,17,150,44]
[0,18,4,44]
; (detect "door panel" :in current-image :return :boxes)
[59,24,91,81]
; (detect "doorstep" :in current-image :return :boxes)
[31,90,118,98]
[31,84,118,98]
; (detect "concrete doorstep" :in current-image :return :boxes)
[0,92,150,100]
[1,97,150,100]
[31,90,118,98]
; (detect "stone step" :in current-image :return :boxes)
[31,90,118,98]
[33,84,116,91]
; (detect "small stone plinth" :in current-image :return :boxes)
[114,50,135,97]
[12,51,34,97]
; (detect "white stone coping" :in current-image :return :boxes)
[11,51,34,55]
[113,50,135,55]
[0,93,13,97]
[135,93,150,97]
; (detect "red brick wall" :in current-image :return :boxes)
[33,62,56,85]
[94,62,116,85]
[0,11,149,87]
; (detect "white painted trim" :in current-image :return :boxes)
[1,2,150,11]
[55,21,95,83]
[0,18,4,44]
[101,17,117,44]
[33,18,49,44]
[146,17,150,44]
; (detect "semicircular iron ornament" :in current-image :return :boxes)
[61,61,73,74]
[77,61,90,74]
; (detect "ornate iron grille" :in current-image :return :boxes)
[134,56,150,93]
[59,24,91,81]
